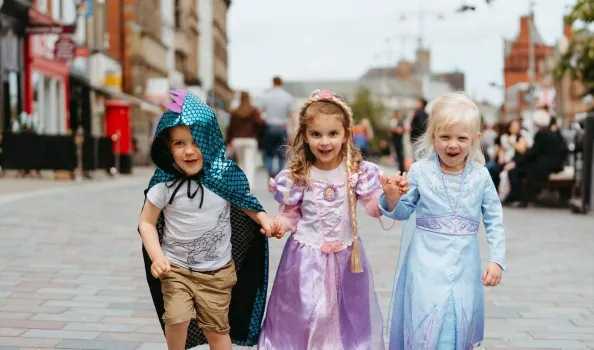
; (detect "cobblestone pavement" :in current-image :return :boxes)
[0,168,593,349]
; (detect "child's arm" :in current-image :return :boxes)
[481,168,506,273]
[241,208,274,236]
[379,167,419,221]
[139,201,170,278]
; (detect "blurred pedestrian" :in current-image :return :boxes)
[390,110,406,173]
[409,97,429,147]
[353,118,374,159]
[261,76,296,178]
[226,91,265,189]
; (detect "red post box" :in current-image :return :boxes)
[105,100,132,174]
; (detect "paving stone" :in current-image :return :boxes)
[0,305,67,314]
[529,332,594,341]
[62,308,135,317]
[42,300,110,309]
[96,332,165,343]
[62,322,140,332]
[72,295,138,303]
[509,339,587,348]
[0,328,26,336]
[0,337,60,347]
[21,330,100,340]
[0,312,34,320]
[106,302,154,310]
[0,320,66,330]
[55,340,140,350]
[30,313,103,322]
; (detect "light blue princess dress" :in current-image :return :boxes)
[379,154,506,349]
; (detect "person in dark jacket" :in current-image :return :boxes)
[504,109,568,207]
[409,97,429,147]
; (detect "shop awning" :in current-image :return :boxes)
[92,85,162,115]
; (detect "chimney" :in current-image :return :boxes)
[414,48,431,74]
[563,17,574,40]
[519,15,530,42]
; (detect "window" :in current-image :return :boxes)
[36,0,49,14]
[174,0,181,29]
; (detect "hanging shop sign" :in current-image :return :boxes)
[54,36,76,61]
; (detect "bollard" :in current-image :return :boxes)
[570,113,594,214]
[75,126,84,182]
[111,131,121,176]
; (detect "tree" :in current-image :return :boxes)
[554,1,594,96]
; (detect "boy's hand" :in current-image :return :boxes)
[151,258,171,279]
[260,218,287,239]
[269,219,287,239]
[482,262,502,287]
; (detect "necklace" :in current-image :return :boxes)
[436,157,466,214]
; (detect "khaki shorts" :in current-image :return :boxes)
[161,260,237,333]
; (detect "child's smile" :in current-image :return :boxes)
[434,122,475,172]
[305,114,347,170]
[169,126,204,176]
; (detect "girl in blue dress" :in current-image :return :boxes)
[380,92,506,349]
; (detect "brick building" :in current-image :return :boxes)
[212,0,231,109]
[503,15,555,121]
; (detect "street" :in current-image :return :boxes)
[0,168,593,350]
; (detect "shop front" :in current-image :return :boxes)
[23,8,69,135]
[0,0,30,132]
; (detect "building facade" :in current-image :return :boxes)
[212,0,231,109]
[502,15,555,123]
[0,0,30,132]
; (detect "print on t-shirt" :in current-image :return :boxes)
[172,204,230,263]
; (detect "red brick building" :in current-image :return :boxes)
[503,15,555,121]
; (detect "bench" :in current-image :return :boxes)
[536,166,574,207]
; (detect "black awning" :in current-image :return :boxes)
[69,70,91,88]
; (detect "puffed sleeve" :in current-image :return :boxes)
[354,161,383,218]
[480,167,507,271]
[269,170,305,233]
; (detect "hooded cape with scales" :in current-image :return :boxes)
[140,90,268,348]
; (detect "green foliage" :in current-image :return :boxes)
[554,0,594,96]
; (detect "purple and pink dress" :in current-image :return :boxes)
[258,161,385,350]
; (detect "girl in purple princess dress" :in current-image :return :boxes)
[258,89,388,350]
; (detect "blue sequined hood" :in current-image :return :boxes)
[147,90,264,213]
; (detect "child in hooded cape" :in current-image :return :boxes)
[138,90,272,349]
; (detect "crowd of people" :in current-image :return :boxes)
[482,108,569,207]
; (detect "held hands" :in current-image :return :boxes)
[381,171,410,198]
[151,257,171,279]
[482,262,503,287]
[259,217,287,239]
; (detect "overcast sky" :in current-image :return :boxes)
[228,0,571,105]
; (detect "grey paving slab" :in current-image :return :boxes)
[0,167,593,349]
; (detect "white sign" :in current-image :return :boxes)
[145,78,170,103]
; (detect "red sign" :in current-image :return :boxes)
[75,47,90,57]
[54,37,76,61]
[26,25,76,35]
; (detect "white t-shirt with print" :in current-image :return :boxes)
[146,181,232,272]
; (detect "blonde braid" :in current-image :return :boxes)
[346,140,363,273]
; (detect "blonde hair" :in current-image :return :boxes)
[413,92,485,165]
[286,91,364,273]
